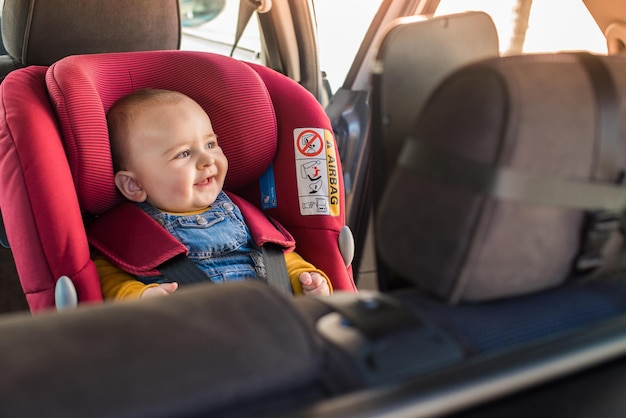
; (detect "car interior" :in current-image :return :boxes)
[2,0,626,417]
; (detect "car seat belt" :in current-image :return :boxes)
[158,244,292,296]
[573,52,625,274]
[88,202,294,295]
[261,243,293,296]
[158,254,208,285]
[231,0,272,57]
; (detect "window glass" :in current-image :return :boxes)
[313,0,382,94]
[180,0,262,63]
[179,0,383,95]
[435,0,607,55]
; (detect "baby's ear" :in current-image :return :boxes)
[114,171,147,203]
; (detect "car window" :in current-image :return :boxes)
[180,0,262,63]
[179,0,383,97]
[313,0,382,94]
[435,0,607,54]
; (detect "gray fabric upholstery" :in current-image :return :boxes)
[373,12,498,182]
[0,281,342,417]
[377,53,626,302]
[0,0,180,77]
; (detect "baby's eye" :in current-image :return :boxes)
[175,150,191,159]
[206,141,216,149]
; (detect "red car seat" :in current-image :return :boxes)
[0,50,356,312]
[0,0,181,313]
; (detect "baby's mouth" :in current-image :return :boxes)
[194,177,213,186]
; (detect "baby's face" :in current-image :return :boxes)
[125,97,228,213]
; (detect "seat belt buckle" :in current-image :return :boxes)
[574,210,623,273]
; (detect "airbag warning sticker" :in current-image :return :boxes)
[294,128,339,216]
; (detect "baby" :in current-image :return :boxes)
[95,88,331,299]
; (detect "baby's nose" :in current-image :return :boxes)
[198,155,214,168]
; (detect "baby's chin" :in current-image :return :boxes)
[147,190,220,213]
[149,200,213,214]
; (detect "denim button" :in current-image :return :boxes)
[223,202,235,211]
[196,216,208,225]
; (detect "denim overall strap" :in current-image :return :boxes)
[136,193,265,286]
[133,200,223,285]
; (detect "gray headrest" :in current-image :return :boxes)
[377,53,626,302]
[1,0,181,65]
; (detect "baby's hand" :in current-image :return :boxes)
[141,282,178,299]
[299,272,330,296]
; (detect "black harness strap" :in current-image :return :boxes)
[262,243,293,296]
[158,244,293,296]
[158,254,208,286]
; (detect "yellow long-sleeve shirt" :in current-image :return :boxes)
[95,250,331,300]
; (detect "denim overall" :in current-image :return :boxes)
[137,192,266,285]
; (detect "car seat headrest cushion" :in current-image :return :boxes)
[46,51,278,215]
[1,0,180,66]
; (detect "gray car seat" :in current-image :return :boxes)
[369,12,499,291]
[370,12,499,187]
[0,0,180,81]
[373,28,626,353]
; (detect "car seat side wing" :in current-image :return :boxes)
[243,62,356,292]
[0,66,102,311]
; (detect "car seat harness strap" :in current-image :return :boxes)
[158,253,209,285]
[261,244,293,296]
[398,139,626,211]
[87,197,295,294]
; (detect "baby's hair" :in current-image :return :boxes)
[107,88,190,172]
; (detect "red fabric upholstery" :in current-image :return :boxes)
[0,67,102,312]
[46,51,278,215]
[87,193,297,278]
[227,193,296,253]
[1,50,355,312]
[86,203,188,276]
[239,63,356,291]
